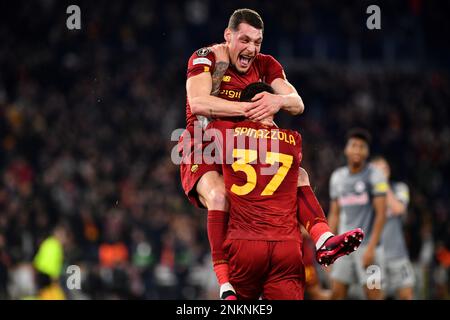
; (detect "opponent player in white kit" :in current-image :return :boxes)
[371,156,415,300]
[328,129,388,300]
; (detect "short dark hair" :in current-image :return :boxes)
[346,128,372,145]
[228,8,264,32]
[240,82,274,102]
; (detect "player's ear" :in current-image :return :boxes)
[224,28,232,43]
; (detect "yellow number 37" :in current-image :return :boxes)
[231,149,293,196]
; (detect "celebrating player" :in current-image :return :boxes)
[328,129,388,300]
[206,82,364,299]
[179,8,362,299]
[206,82,305,299]
[371,156,415,300]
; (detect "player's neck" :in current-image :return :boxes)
[348,162,366,174]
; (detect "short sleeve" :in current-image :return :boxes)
[393,182,410,206]
[369,167,388,196]
[187,47,216,79]
[262,55,286,84]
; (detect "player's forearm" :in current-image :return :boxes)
[327,201,339,234]
[279,93,304,115]
[328,215,338,234]
[190,96,246,118]
[367,197,387,249]
[367,213,385,250]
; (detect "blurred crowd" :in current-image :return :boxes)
[0,0,448,299]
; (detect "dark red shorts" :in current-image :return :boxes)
[178,127,221,208]
[224,239,305,300]
[302,236,319,287]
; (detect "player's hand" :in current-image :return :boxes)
[211,43,230,64]
[245,92,282,121]
[361,246,375,269]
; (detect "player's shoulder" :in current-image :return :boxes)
[255,52,278,61]
[331,166,348,180]
[333,166,348,175]
[367,164,385,180]
[193,46,213,58]
[392,181,409,192]
[188,46,215,64]
[254,53,281,66]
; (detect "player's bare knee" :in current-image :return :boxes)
[331,282,348,300]
[398,287,413,300]
[297,167,310,187]
[365,288,383,300]
[331,290,345,300]
[206,187,229,211]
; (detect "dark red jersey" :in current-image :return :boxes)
[207,120,302,242]
[185,47,286,127]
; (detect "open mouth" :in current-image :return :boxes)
[238,54,254,69]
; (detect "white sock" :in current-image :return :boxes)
[315,232,335,250]
[219,282,235,297]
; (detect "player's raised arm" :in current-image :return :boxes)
[271,78,305,115]
[244,54,305,121]
[362,195,386,268]
[328,170,340,234]
[327,200,340,235]
[187,73,247,118]
[245,78,304,121]
[187,45,247,119]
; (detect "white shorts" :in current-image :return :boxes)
[384,257,415,293]
[331,245,385,288]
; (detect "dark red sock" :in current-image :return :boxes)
[207,210,229,266]
[213,263,229,285]
[297,186,332,244]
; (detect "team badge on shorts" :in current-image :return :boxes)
[196,47,211,57]
[191,164,199,173]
